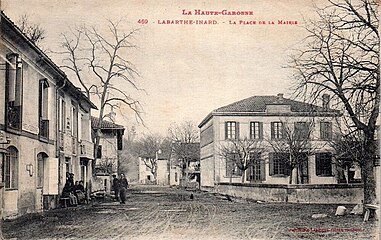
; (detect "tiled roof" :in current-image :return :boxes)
[199,95,341,128]
[215,95,327,113]
[91,116,124,130]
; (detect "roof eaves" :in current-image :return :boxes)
[1,11,97,110]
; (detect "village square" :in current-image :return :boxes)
[0,0,379,239]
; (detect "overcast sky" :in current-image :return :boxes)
[2,0,317,136]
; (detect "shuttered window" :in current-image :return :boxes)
[225,122,239,140]
[271,122,283,139]
[246,152,265,182]
[315,153,332,176]
[226,153,242,177]
[269,152,290,176]
[250,122,263,140]
[320,122,332,140]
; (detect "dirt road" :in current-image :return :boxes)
[3,185,378,239]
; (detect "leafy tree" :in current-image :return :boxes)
[290,0,379,203]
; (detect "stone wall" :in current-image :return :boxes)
[204,183,363,204]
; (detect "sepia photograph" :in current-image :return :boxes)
[0,0,379,239]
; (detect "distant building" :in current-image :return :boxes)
[199,94,341,188]
[0,11,96,218]
[138,150,181,186]
[91,116,124,193]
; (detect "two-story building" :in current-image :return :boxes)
[0,11,96,218]
[91,116,124,193]
[198,94,365,203]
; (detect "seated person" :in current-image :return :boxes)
[74,181,86,204]
[62,181,78,206]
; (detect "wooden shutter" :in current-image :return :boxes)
[260,159,266,181]
[271,122,275,139]
[315,154,321,176]
[249,122,253,139]
[269,153,274,176]
[117,132,123,150]
[259,122,263,139]
[236,122,240,139]
[96,145,102,159]
[225,122,228,139]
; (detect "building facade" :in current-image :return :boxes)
[0,11,96,218]
[91,116,124,193]
[199,94,341,189]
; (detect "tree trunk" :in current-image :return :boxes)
[289,167,293,184]
[362,134,377,204]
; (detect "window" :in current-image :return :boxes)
[269,152,290,176]
[37,153,47,188]
[295,122,310,140]
[117,132,123,150]
[58,98,66,133]
[246,152,265,182]
[5,54,23,131]
[65,157,71,177]
[39,79,49,139]
[71,105,78,137]
[3,146,19,189]
[250,122,263,140]
[225,121,239,140]
[320,122,332,140]
[316,153,332,176]
[96,145,102,159]
[271,122,283,139]
[226,153,242,177]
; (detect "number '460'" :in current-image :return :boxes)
[138,19,148,25]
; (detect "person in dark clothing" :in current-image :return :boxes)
[74,180,86,204]
[119,173,128,204]
[112,175,120,202]
[62,178,78,206]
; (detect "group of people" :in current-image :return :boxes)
[62,173,87,206]
[112,173,129,204]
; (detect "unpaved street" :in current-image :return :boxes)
[3,185,378,240]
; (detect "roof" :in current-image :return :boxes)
[1,11,97,110]
[199,95,341,128]
[91,116,125,130]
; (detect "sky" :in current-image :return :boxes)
[2,0,317,136]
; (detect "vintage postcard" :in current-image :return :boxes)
[0,0,379,239]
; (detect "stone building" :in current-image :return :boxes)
[0,11,96,218]
[91,116,125,193]
[199,94,341,187]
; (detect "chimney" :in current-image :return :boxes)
[277,93,284,103]
[322,94,330,111]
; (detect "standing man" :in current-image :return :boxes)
[112,175,120,202]
[119,173,128,204]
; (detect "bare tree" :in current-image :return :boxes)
[219,138,262,183]
[96,157,116,175]
[267,121,318,184]
[290,0,379,203]
[59,20,143,174]
[17,14,46,45]
[167,121,199,181]
[133,134,165,181]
